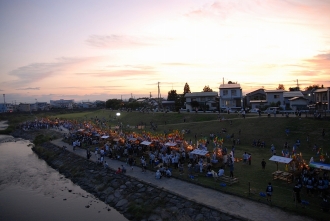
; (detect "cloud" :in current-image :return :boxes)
[86,35,173,49]
[16,87,40,90]
[8,56,100,87]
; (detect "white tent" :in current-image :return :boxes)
[269,155,293,164]
[129,138,137,141]
[191,149,209,156]
[101,135,109,139]
[269,155,293,170]
[165,142,177,146]
[140,141,152,145]
[309,162,330,171]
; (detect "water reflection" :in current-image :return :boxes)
[0,135,127,221]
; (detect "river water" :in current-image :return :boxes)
[0,133,127,221]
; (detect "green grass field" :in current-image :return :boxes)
[2,109,330,220]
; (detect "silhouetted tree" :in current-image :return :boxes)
[276,84,285,90]
[183,83,191,95]
[304,84,321,91]
[167,90,178,101]
[202,85,213,92]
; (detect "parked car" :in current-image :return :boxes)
[263,107,279,114]
[249,108,260,113]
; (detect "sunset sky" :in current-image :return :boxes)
[1,0,330,104]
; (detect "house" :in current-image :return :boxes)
[18,103,31,112]
[50,99,74,109]
[162,101,175,111]
[219,84,243,110]
[314,87,330,111]
[288,97,309,111]
[245,89,266,109]
[283,91,305,109]
[264,90,285,106]
[0,103,14,113]
[184,92,218,111]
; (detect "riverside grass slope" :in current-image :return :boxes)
[2,109,330,220]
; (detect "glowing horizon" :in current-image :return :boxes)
[0,0,329,103]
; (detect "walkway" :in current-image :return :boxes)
[51,137,314,221]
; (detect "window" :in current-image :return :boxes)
[223,90,228,96]
[231,90,237,96]
[274,95,280,99]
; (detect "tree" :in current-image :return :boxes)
[167,90,178,101]
[106,99,122,109]
[304,84,321,91]
[202,85,213,92]
[228,81,236,84]
[183,82,191,95]
[289,87,300,91]
[276,84,285,90]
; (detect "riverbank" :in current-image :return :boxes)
[12,129,243,221]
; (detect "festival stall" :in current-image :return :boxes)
[269,155,293,183]
[191,149,209,156]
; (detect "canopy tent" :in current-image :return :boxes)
[309,162,330,171]
[164,142,177,147]
[101,135,109,139]
[140,141,152,146]
[77,129,84,132]
[269,155,293,171]
[191,149,209,156]
[113,138,120,142]
[129,138,137,142]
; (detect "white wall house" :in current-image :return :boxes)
[314,87,330,111]
[50,99,74,109]
[283,91,304,107]
[264,90,285,106]
[219,84,243,110]
[184,92,218,111]
[288,97,309,111]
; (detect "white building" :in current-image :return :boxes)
[184,92,218,111]
[50,99,74,109]
[264,90,285,106]
[219,84,243,110]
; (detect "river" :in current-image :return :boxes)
[0,132,127,221]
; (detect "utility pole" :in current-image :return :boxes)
[2,94,5,113]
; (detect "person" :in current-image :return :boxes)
[218,167,224,177]
[261,159,266,170]
[165,168,172,177]
[121,165,127,174]
[321,197,330,212]
[104,161,109,169]
[115,167,122,174]
[266,182,273,202]
[248,153,251,165]
[155,170,162,179]
[293,183,301,203]
[229,161,234,178]
[86,148,91,160]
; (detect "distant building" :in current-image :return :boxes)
[18,103,31,112]
[50,99,74,109]
[0,103,14,113]
[264,90,285,106]
[314,87,330,111]
[185,92,218,111]
[219,84,243,110]
[245,89,266,109]
[288,97,309,111]
[283,91,304,108]
[162,100,175,111]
